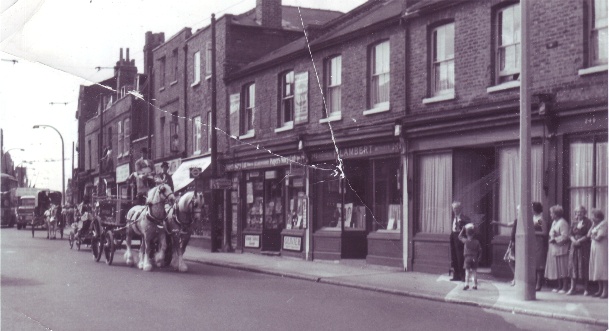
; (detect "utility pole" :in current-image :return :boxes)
[210,13,219,252]
[516,0,536,301]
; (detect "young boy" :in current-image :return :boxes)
[459,223,482,290]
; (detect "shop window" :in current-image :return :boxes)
[372,158,401,231]
[589,0,608,66]
[569,139,608,216]
[496,4,520,84]
[417,153,452,234]
[286,166,307,230]
[497,145,543,235]
[431,23,455,95]
[264,170,284,230]
[311,165,342,230]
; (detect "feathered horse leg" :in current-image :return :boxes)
[154,230,167,267]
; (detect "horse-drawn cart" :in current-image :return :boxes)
[96,197,138,265]
[31,190,63,238]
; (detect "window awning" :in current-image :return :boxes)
[172,156,211,192]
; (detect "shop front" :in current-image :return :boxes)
[309,141,403,266]
[226,154,307,256]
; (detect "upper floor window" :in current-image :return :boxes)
[123,118,130,155]
[279,71,294,126]
[117,121,123,155]
[590,0,608,66]
[193,116,202,153]
[172,49,178,83]
[159,57,166,88]
[242,83,255,135]
[205,42,212,77]
[370,41,390,107]
[432,23,455,95]
[325,55,342,118]
[170,112,179,153]
[497,4,520,84]
[193,51,201,85]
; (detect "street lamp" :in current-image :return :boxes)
[2,148,24,174]
[33,125,64,205]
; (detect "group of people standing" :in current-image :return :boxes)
[449,201,608,298]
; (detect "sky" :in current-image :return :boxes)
[0,0,367,192]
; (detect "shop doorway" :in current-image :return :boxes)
[453,148,496,266]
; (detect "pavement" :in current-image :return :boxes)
[183,244,608,327]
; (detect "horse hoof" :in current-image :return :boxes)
[143,264,153,272]
[138,261,144,269]
[179,264,188,273]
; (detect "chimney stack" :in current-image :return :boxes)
[126,48,130,62]
[119,48,123,61]
[255,0,282,29]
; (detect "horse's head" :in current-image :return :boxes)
[147,183,175,206]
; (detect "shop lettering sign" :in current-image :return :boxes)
[244,235,260,248]
[283,236,302,251]
[311,142,400,162]
[226,154,305,171]
[293,72,309,125]
[116,163,130,183]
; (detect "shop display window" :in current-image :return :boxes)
[312,165,342,230]
[372,158,401,232]
[287,173,306,229]
[343,160,369,230]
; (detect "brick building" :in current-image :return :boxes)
[148,0,343,245]
[224,0,407,264]
[401,0,607,276]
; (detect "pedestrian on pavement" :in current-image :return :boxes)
[566,205,592,295]
[545,205,570,294]
[587,209,607,298]
[450,201,471,281]
[459,223,481,290]
[159,161,174,192]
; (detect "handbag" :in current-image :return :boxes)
[503,241,515,262]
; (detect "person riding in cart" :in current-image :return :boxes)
[129,147,156,205]
[74,195,93,240]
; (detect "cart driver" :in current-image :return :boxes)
[131,147,155,205]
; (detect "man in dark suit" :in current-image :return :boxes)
[450,201,471,281]
[159,161,174,192]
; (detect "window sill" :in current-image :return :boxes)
[170,80,178,86]
[363,102,390,115]
[193,150,201,156]
[578,64,608,76]
[191,80,201,88]
[423,91,455,104]
[239,131,255,140]
[319,114,342,123]
[159,86,165,92]
[274,121,294,133]
[205,74,212,81]
[486,81,520,93]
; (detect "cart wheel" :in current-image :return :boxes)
[69,232,74,249]
[104,231,115,265]
[91,238,102,262]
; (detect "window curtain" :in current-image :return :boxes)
[570,142,594,216]
[418,153,452,234]
[596,142,608,215]
[372,42,390,105]
[328,56,342,115]
[498,146,542,235]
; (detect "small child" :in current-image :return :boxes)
[459,223,482,290]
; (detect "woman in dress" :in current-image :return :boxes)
[545,205,570,293]
[566,206,592,295]
[588,209,608,298]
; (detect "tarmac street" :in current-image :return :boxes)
[1,228,607,331]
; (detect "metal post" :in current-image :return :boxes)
[210,13,219,252]
[516,0,536,301]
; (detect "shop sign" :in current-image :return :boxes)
[294,72,308,125]
[244,235,260,248]
[226,154,305,171]
[311,142,400,162]
[116,163,130,183]
[211,178,232,189]
[283,236,302,251]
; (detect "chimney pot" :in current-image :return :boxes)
[126,48,130,62]
[120,48,124,61]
